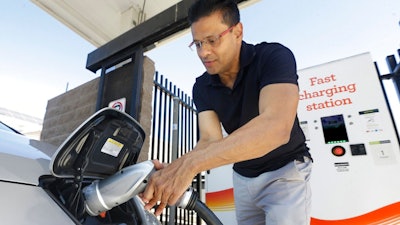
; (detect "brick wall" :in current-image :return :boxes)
[40,79,98,147]
[41,56,155,162]
[137,57,155,162]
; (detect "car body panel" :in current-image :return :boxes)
[0,129,52,185]
[0,181,75,225]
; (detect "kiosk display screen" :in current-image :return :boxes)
[321,114,349,144]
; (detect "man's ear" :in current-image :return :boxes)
[234,22,243,39]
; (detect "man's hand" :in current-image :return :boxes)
[141,158,195,216]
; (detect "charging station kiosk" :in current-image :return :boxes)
[205,52,400,224]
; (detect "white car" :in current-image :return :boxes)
[0,109,160,225]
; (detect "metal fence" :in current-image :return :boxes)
[150,71,203,224]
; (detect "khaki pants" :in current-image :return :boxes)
[233,157,312,225]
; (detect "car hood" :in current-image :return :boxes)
[0,130,54,185]
[50,108,145,179]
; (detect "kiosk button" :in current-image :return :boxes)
[350,144,367,155]
[332,146,345,156]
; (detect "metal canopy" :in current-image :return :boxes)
[86,0,193,72]
[31,0,258,72]
[31,0,183,47]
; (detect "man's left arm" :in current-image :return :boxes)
[141,83,300,214]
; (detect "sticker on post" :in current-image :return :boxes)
[101,138,124,157]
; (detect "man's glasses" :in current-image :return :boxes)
[188,26,235,51]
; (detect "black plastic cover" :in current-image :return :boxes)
[50,108,145,179]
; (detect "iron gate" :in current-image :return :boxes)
[150,71,203,225]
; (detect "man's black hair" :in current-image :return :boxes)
[188,0,240,26]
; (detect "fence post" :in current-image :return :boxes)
[168,96,180,224]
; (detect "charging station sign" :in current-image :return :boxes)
[297,53,400,224]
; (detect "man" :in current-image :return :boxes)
[142,0,312,224]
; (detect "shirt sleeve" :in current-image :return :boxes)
[258,43,299,90]
[192,77,211,113]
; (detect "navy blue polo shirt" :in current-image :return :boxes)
[192,41,311,177]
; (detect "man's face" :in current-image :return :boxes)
[190,11,242,76]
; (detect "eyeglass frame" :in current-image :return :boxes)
[188,25,235,51]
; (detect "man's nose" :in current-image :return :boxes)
[197,44,211,58]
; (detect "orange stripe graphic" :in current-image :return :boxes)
[206,188,235,211]
[311,202,400,224]
[206,188,400,224]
